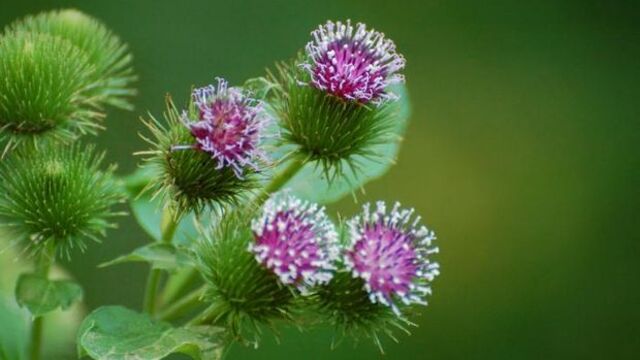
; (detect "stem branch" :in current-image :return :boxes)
[157,285,206,321]
[257,155,306,204]
[143,206,180,314]
[29,243,55,360]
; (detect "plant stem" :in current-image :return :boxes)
[143,206,180,314]
[29,243,55,360]
[257,155,306,204]
[187,302,226,326]
[160,267,199,307]
[157,285,206,321]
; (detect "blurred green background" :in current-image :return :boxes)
[1,0,639,359]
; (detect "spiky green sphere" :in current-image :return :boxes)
[196,212,295,343]
[269,58,396,176]
[0,31,99,152]
[314,271,410,350]
[7,9,136,110]
[140,97,258,215]
[0,142,124,258]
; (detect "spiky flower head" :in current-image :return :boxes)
[180,78,268,178]
[0,31,99,153]
[197,211,295,344]
[303,20,405,105]
[0,142,124,259]
[140,89,262,215]
[250,193,339,291]
[345,202,440,314]
[7,9,136,110]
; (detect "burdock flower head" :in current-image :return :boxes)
[303,20,405,105]
[141,78,268,214]
[250,193,339,290]
[179,78,268,178]
[346,202,440,314]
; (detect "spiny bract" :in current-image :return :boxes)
[197,211,295,344]
[0,142,124,259]
[0,31,99,153]
[7,8,136,110]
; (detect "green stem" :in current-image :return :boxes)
[143,206,180,314]
[187,302,226,326]
[157,285,206,321]
[257,155,306,204]
[29,244,55,360]
[160,267,199,307]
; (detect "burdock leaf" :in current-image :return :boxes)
[77,306,223,360]
[284,83,411,203]
[15,274,83,317]
[99,243,195,271]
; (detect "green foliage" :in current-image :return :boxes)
[99,243,195,272]
[0,31,99,152]
[76,306,223,360]
[268,58,398,180]
[15,274,83,317]
[0,297,28,360]
[139,97,258,215]
[196,212,295,343]
[0,142,125,259]
[7,9,136,110]
[313,271,410,351]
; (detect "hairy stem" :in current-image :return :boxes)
[29,243,55,360]
[157,285,206,321]
[143,206,180,314]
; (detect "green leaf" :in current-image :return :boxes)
[281,83,411,204]
[77,306,223,360]
[15,274,83,317]
[0,296,28,360]
[99,243,195,271]
[123,167,213,246]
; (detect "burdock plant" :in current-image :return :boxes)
[0,10,440,360]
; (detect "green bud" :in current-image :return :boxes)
[0,142,125,259]
[0,31,99,153]
[314,271,411,351]
[139,97,258,215]
[268,58,396,178]
[196,212,295,344]
[6,9,136,110]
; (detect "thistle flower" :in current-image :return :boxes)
[250,193,339,290]
[197,212,295,343]
[140,86,262,214]
[345,202,440,314]
[0,31,98,153]
[179,78,268,178]
[303,20,405,105]
[0,142,124,259]
[7,9,136,110]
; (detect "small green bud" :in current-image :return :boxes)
[196,212,295,343]
[269,57,397,178]
[6,9,136,110]
[0,31,99,152]
[314,271,410,351]
[140,95,259,215]
[0,142,125,259]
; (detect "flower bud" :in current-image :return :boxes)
[270,20,405,176]
[6,9,136,110]
[140,79,268,214]
[0,31,98,152]
[196,211,295,341]
[0,142,124,259]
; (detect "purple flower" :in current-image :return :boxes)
[181,78,267,177]
[303,20,405,105]
[250,193,339,290]
[345,202,439,314]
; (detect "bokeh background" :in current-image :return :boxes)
[1,0,639,359]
